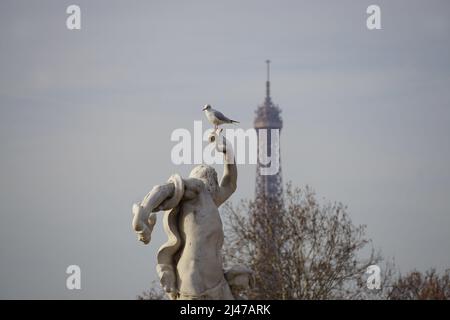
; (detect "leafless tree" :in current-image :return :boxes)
[222,183,383,299]
[388,269,450,300]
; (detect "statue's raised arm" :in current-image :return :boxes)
[214,133,237,207]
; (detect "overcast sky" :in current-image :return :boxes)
[0,0,449,299]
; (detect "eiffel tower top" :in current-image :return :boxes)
[254,60,283,129]
[266,59,271,100]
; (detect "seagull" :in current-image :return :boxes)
[202,104,239,132]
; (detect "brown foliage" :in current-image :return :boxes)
[222,184,380,299]
[388,269,450,300]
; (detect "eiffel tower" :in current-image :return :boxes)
[254,60,283,209]
[251,60,284,297]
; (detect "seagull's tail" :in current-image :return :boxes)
[229,120,240,124]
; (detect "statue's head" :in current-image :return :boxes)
[189,164,219,195]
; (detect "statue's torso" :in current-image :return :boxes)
[176,189,224,296]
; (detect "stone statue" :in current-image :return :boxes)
[132,132,252,300]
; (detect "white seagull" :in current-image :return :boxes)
[202,104,239,132]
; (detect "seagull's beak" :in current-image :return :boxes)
[202,106,207,111]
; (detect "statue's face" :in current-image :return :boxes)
[189,165,219,195]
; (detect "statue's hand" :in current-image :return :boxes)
[132,203,156,244]
[159,270,179,300]
[208,130,227,154]
[163,284,178,300]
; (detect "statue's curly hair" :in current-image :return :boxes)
[189,164,219,195]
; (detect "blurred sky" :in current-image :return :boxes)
[0,0,449,299]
